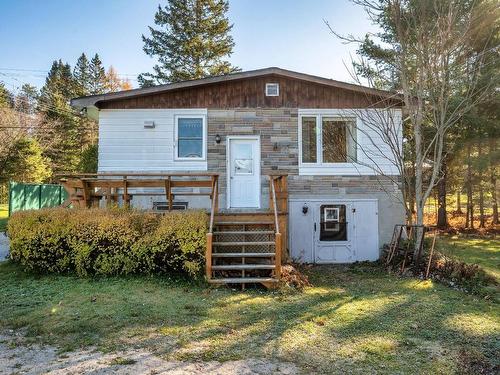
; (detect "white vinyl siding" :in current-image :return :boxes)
[98,109,208,172]
[298,108,402,176]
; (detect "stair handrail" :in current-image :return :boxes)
[270,177,280,234]
[206,175,218,280]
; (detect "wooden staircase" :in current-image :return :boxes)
[206,175,287,288]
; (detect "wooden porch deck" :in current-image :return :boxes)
[58,173,288,288]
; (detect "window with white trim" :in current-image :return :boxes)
[174,115,206,160]
[265,83,279,96]
[300,115,357,165]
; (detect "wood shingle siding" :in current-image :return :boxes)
[98,76,400,110]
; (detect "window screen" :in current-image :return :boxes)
[177,118,203,158]
[301,116,317,163]
[320,204,347,241]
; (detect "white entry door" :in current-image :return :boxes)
[228,137,260,208]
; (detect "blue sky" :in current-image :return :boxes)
[0,0,378,91]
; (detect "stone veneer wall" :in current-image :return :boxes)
[207,108,299,208]
[207,108,405,245]
[207,109,401,205]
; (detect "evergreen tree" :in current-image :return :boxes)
[0,137,52,184]
[138,0,238,86]
[89,53,107,94]
[15,84,39,114]
[38,60,80,172]
[0,82,13,108]
[74,53,91,96]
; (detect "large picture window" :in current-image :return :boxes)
[300,115,356,165]
[175,116,206,160]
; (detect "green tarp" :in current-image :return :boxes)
[8,181,68,216]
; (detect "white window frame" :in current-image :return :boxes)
[323,207,340,232]
[298,110,358,175]
[265,83,280,97]
[174,114,207,161]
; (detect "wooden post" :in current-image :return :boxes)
[425,229,438,279]
[206,233,213,280]
[82,181,91,208]
[275,232,282,279]
[214,176,219,213]
[123,177,129,208]
[167,176,172,211]
[269,178,274,210]
[280,176,287,212]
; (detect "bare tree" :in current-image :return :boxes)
[327,0,499,255]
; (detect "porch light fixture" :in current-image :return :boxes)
[302,204,309,215]
[215,134,221,144]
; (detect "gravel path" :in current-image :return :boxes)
[0,232,8,261]
[0,331,298,375]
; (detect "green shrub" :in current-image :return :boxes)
[8,208,207,277]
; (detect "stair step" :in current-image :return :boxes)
[214,230,275,235]
[212,264,276,270]
[212,252,275,258]
[209,277,278,284]
[215,221,274,225]
[213,241,275,246]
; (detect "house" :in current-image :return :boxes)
[71,67,404,284]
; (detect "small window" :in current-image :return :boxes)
[175,116,206,160]
[153,201,188,211]
[320,204,347,241]
[265,83,279,96]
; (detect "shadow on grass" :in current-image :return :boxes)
[0,261,498,374]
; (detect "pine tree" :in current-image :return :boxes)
[15,84,39,114]
[74,53,91,96]
[138,0,239,86]
[89,53,107,94]
[0,82,13,108]
[38,60,80,172]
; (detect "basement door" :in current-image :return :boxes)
[314,203,354,263]
[227,136,260,208]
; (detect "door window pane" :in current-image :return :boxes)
[177,118,203,158]
[301,117,317,163]
[235,159,253,174]
[320,204,347,241]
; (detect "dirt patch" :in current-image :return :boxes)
[0,330,298,375]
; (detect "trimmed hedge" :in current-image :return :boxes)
[8,208,207,277]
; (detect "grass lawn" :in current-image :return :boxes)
[0,204,7,232]
[437,235,500,282]
[0,261,498,374]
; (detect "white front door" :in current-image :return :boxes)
[228,137,260,208]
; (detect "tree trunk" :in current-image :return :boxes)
[489,138,499,225]
[478,139,485,228]
[466,142,474,229]
[456,189,462,214]
[437,162,448,229]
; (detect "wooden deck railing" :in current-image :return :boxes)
[58,172,219,211]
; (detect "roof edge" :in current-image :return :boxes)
[70,67,401,108]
